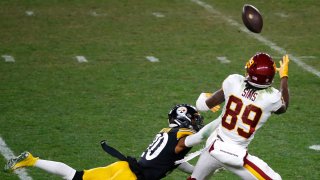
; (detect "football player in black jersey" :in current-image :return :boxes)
[139,104,204,179]
[4,104,209,180]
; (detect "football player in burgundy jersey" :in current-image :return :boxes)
[184,53,290,180]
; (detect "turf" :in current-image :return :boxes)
[0,0,319,179]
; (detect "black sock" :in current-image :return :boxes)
[72,171,84,180]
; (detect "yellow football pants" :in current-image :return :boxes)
[83,161,137,180]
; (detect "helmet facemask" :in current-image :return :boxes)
[168,104,204,132]
[191,113,204,131]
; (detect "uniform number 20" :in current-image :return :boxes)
[222,95,262,138]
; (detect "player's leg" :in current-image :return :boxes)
[35,159,77,180]
[189,149,222,180]
[224,165,257,180]
[228,154,281,180]
[5,151,77,180]
[83,161,137,180]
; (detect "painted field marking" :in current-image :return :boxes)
[152,12,165,18]
[90,11,108,17]
[0,136,33,180]
[146,56,159,62]
[2,55,15,62]
[217,56,231,64]
[274,13,289,18]
[25,11,34,16]
[298,56,316,59]
[273,56,316,60]
[191,0,320,78]
[75,56,88,63]
[309,145,320,151]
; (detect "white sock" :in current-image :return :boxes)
[34,159,76,180]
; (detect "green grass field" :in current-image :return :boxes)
[0,0,319,179]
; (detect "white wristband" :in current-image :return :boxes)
[184,119,221,147]
[196,93,210,111]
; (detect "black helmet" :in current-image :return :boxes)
[168,104,204,132]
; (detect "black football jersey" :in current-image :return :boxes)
[138,127,195,180]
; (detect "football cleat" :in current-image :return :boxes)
[4,151,38,172]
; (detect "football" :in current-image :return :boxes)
[242,4,263,33]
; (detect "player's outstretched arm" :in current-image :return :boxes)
[196,89,224,112]
[177,162,194,174]
[180,119,221,148]
[275,55,290,114]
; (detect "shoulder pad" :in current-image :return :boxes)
[265,87,281,103]
[223,74,245,90]
[176,128,196,139]
[160,128,172,133]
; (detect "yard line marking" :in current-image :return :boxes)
[75,56,88,63]
[2,55,15,62]
[90,11,108,17]
[25,11,34,16]
[309,145,320,151]
[191,0,320,78]
[0,136,33,180]
[273,56,316,60]
[274,13,289,18]
[146,56,159,62]
[217,56,230,63]
[299,56,316,59]
[152,12,165,18]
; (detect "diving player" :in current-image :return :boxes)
[5,104,210,180]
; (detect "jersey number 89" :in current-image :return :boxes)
[222,95,262,138]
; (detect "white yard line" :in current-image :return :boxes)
[75,56,88,63]
[146,56,159,62]
[90,11,108,17]
[25,11,34,16]
[152,12,165,18]
[2,55,15,62]
[309,145,320,151]
[273,56,317,60]
[217,56,231,64]
[299,56,317,59]
[274,13,289,18]
[191,0,320,78]
[0,136,33,180]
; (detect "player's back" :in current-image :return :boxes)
[139,127,194,180]
[217,74,282,147]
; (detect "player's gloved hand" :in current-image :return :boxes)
[276,54,289,78]
[211,105,220,112]
[205,93,221,112]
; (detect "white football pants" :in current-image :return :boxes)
[190,145,282,180]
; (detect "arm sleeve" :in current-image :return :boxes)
[196,93,210,111]
[177,162,194,174]
[184,118,221,147]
